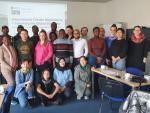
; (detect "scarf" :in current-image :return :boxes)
[42,79,52,85]
[56,58,69,72]
[80,65,87,71]
[131,33,145,44]
[21,67,30,74]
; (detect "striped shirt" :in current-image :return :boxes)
[53,38,73,64]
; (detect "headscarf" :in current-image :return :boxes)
[56,58,69,72]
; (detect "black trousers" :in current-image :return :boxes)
[40,93,63,105]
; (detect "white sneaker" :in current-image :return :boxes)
[77,96,81,100]
[84,96,89,100]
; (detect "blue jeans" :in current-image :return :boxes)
[112,58,126,71]
[1,85,14,113]
[18,88,34,108]
[88,55,105,68]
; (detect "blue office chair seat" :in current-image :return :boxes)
[126,67,144,77]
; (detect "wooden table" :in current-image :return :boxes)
[0,84,7,109]
[91,68,150,99]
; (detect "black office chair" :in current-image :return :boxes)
[99,77,126,113]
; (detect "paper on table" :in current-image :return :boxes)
[101,69,118,76]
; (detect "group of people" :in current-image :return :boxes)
[0,22,149,113]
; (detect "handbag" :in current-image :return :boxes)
[119,91,150,113]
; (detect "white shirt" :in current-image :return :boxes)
[72,38,88,58]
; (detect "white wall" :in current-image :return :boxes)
[67,2,106,37]
[104,0,150,28]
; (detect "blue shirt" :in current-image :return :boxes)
[14,69,33,98]
[53,68,73,87]
[105,36,117,59]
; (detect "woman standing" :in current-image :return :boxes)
[0,35,18,113]
[126,26,148,71]
[66,25,74,40]
[110,28,128,71]
[34,29,53,84]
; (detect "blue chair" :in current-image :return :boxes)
[98,77,126,113]
[126,67,144,77]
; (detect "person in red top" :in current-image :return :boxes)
[88,27,106,67]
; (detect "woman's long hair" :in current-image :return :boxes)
[39,29,49,46]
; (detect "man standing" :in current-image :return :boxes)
[50,22,58,35]
[72,29,88,66]
[15,29,33,65]
[30,25,39,48]
[81,27,89,40]
[53,29,73,68]
[12,25,24,47]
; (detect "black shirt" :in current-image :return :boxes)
[30,35,39,48]
[110,39,128,58]
[40,79,56,94]
[126,38,149,71]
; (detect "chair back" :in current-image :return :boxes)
[99,77,125,101]
[126,67,144,77]
[105,79,124,100]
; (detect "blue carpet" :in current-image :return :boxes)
[10,97,121,113]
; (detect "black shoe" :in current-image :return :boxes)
[41,102,48,107]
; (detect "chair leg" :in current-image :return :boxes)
[109,100,113,110]
[109,101,118,111]
[98,92,104,113]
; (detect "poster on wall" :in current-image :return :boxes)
[0,1,67,36]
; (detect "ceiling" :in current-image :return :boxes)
[0,0,112,3]
[54,0,112,2]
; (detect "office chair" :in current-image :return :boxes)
[98,77,126,113]
[126,67,144,77]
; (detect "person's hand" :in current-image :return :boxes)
[25,81,32,86]
[106,59,110,65]
[143,57,147,63]
[47,94,54,99]
[11,67,15,72]
[13,65,18,71]
[25,84,32,92]
[112,56,117,64]
[112,59,117,64]
[97,57,102,64]
[59,87,65,93]
[116,56,120,62]
[91,66,96,70]
[86,84,91,88]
